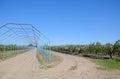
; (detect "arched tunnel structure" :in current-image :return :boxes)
[0,23,51,62]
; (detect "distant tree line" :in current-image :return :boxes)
[0,44,28,52]
[50,40,120,59]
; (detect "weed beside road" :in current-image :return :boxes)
[91,58,120,70]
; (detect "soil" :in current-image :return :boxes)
[0,49,120,79]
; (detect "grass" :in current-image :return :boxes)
[36,50,46,64]
[46,65,54,68]
[50,52,59,58]
[36,50,62,69]
[69,65,77,70]
[91,58,120,70]
[36,51,53,69]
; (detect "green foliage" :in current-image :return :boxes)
[87,43,95,53]
[50,40,120,58]
[113,40,120,55]
[0,44,28,51]
[91,59,120,70]
[0,44,4,51]
[0,44,29,59]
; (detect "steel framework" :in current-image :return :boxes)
[0,23,51,61]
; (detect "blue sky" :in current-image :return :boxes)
[0,0,120,45]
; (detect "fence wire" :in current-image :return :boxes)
[0,23,51,62]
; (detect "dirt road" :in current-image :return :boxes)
[0,49,120,79]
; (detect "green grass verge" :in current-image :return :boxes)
[91,58,120,70]
[36,51,62,69]
[36,50,46,64]
[36,52,42,63]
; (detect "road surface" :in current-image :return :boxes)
[0,49,120,79]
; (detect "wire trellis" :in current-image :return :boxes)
[0,23,50,62]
